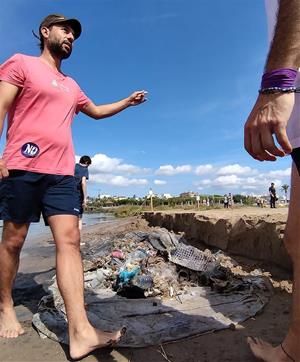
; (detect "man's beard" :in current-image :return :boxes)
[48,39,72,60]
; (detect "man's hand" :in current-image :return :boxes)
[127,90,148,106]
[244,93,294,161]
[81,90,148,119]
[0,159,9,179]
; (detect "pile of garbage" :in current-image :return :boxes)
[81,229,237,300]
[32,228,272,347]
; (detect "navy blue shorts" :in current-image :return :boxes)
[0,170,81,224]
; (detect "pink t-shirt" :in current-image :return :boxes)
[0,53,91,175]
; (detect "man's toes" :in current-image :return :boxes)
[18,327,25,335]
[0,327,24,338]
[8,330,17,338]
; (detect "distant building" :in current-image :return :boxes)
[99,194,111,199]
[180,191,198,198]
[162,193,173,199]
[112,196,127,201]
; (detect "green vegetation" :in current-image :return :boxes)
[281,184,289,202]
[86,194,258,218]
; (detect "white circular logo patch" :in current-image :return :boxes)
[21,142,40,158]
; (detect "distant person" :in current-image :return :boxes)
[0,14,146,359]
[256,197,264,208]
[269,182,277,208]
[224,194,229,208]
[228,193,233,208]
[75,155,91,231]
[244,1,300,360]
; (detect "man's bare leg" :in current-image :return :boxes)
[248,163,300,361]
[48,215,124,360]
[0,221,29,338]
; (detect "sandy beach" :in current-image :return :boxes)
[0,208,292,362]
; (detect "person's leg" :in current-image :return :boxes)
[48,215,124,360]
[248,163,300,361]
[0,221,29,338]
[78,216,86,246]
[78,217,83,231]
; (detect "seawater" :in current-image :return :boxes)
[0,213,115,238]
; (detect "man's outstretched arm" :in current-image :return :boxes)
[244,0,300,161]
[81,90,147,120]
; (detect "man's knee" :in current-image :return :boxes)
[1,222,28,252]
[55,228,80,250]
[1,234,26,253]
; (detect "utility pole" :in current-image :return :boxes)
[149,188,154,211]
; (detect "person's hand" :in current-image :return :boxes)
[0,159,9,179]
[244,92,294,161]
[127,90,148,106]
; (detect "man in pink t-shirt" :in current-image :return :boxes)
[0,14,147,359]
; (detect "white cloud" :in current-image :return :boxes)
[75,153,291,195]
[217,164,254,175]
[267,168,291,177]
[195,164,213,175]
[214,174,242,186]
[242,177,282,190]
[201,179,212,185]
[154,179,167,185]
[79,153,150,187]
[196,175,242,188]
[155,164,192,176]
[89,153,149,175]
[198,173,284,194]
[90,174,148,187]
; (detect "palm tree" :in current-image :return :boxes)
[281,184,289,203]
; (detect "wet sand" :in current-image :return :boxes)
[0,209,292,362]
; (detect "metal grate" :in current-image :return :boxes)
[169,245,215,272]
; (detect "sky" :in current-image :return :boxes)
[0,0,292,198]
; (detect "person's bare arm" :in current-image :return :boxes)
[0,81,20,178]
[81,90,147,120]
[267,0,300,70]
[244,0,300,161]
[81,176,87,207]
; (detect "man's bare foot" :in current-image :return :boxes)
[247,337,295,362]
[69,326,126,360]
[0,305,25,338]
